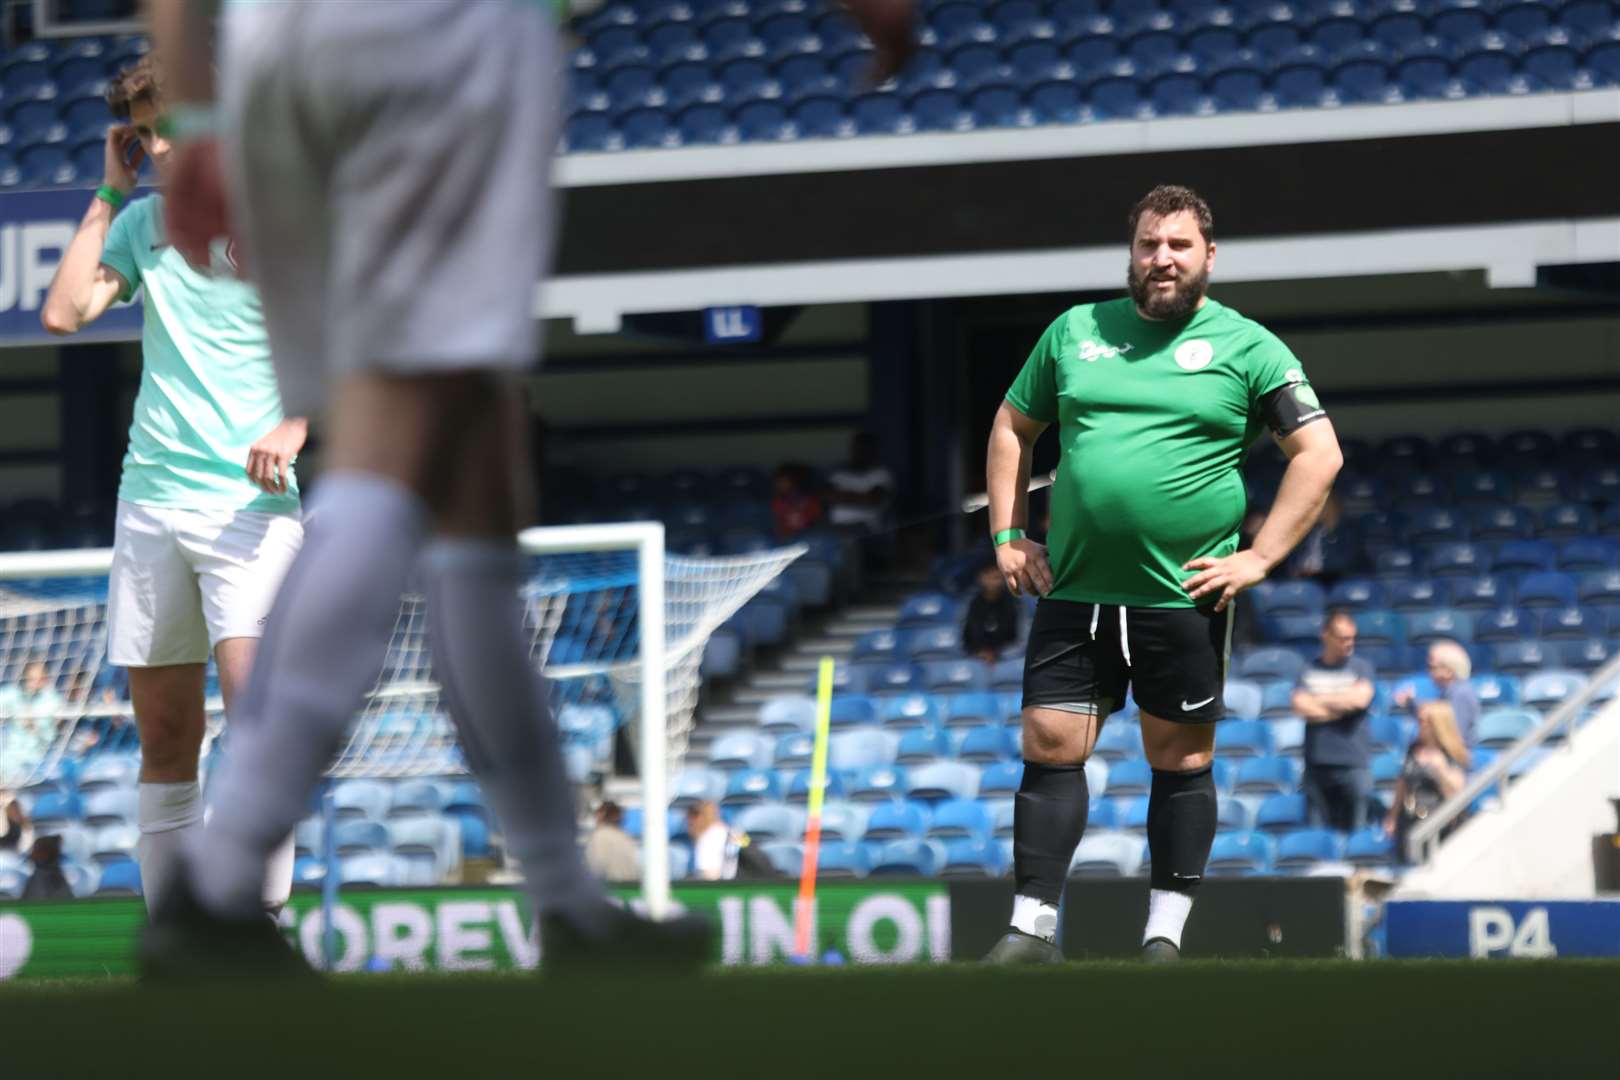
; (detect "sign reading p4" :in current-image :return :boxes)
[1385,900,1620,959]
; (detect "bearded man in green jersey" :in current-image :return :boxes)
[983,185,1343,963]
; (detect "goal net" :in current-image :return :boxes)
[0,524,801,916]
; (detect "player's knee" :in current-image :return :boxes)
[1021,708,1092,764]
[1143,731,1214,772]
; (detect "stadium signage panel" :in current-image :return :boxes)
[0,881,948,978]
[0,188,146,344]
[1384,900,1620,959]
[703,305,762,344]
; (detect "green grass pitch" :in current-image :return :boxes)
[2,960,1615,1076]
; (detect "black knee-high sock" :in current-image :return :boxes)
[1147,765,1217,894]
[1013,761,1089,905]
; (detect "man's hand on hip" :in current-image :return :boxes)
[997,538,1053,598]
[1181,550,1268,612]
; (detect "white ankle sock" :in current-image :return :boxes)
[1142,888,1195,948]
[192,472,429,917]
[422,539,605,918]
[137,781,202,914]
[1010,893,1059,943]
[263,832,296,914]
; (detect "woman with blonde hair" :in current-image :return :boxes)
[1386,701,1472,859]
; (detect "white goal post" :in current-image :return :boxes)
[0,522,802,922]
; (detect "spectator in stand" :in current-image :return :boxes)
[1292,611,1377,832]
[770,464,823,541]
[963,559,1023,663]
[1386,701,1472,859]
[583,800,640,884]
[0,660,63,780]
[1,789,31,855]
[22,833,74,901]
[684,800,737,881]
[1289,490,1352,587]
[1393,640,1479,745]
[827,432,895,572]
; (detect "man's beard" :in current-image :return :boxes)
[1128,261,1210,321]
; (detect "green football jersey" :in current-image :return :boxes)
[1004,298,1315,608]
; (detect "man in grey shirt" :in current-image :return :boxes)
[1292,611,1377,833]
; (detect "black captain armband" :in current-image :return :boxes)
[1259,380,1329,438]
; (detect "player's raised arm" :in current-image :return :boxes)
[39,127,139,335]
[986,400,1053,597]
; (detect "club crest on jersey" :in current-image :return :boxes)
[1174,339,1214,371]
[1079,340,1133,362]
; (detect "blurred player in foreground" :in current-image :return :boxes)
[39,57,305,918]
[143,0,916,978]
[984,185,1342,963]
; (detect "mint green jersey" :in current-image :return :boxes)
[1004,298,1312,608]
[100,194,298,515]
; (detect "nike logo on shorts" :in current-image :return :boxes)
[1180,696,1216,711]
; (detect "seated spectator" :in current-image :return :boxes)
[0,659,62,779]
[22,833,73,901]
[963,560,1022,662]
[1386,701,1472,860]
[1,789,31,855]
[1292,610,1376,833]
[770,464,823,541]
[1393,640,1479,744]
[583,800,640,883]
[685,800,737,881]
[1289,490,1354,586]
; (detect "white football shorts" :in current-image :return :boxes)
[106,501,304,667]
[219,0,563,418]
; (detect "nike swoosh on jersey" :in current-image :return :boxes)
[1180,697,1216,711]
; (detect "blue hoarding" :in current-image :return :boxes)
[1,187,146,345]
[1384,899,1620,958]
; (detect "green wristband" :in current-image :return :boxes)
[94,185,126,212]
[993,528,1026,546]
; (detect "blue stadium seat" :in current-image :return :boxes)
[969,84,1025,128]
[1432,8,1492,54]
[928,797,993,842]
[1028,80,1083,123]
[818,802,870,842]
[828,695,879,729]
[672,767,727,807]
[704,17,764,63]
[1471,672,1521,708]
[90,823,139,866]
[1255,792,1309,835]
[1271,717,1306,759]
[1396,55,1456,100]
[1186,26,1244,69]
[932,2,992,51]
[1538,605,1600,641]
[93,859,142,896]
[956,724,1014,763]
[1088,76,1145,119]
[722,768,784,808]
[815,839,871,879]
[941,837,1005,877]
[869,838,945,876]
[1268,613,1325,647]
[850,91,907,134]
[1355,610,1405,647]
[1541,503,1596,540]
[332,779,391,824]
[1516,571,1578,610]
[1276,828,1344,871]
[921,659,990,692]
[908,624,962,660]
[1368,712,1412,756]
[620,107,676,149]
[1407,506,1466,544]
[1476,708,1537,749]
[787,768,847,801]
[1234,756,1298,796]
[898,591,957,628]
[1578,570,1620,611]
[896,726,952,764]
[992,0,1050,46]
[735,99,790,141]
[1066,32,1122,75]
[1209,68,1269,112]
[1495,540,1558,574]
[863,799,928,840]
[828,728,897,772]
[1093,723,1143,764]
[1117,796,1151,832]
[1069,831,1144,876]
[879,693,944,731]
[1475,606,1532,643]
[1259,681,1297,718]
[1468,505,1533,542]
[986,797,1016,839]
[1405,608,1473,645]
[907,761,980,802]
[1457,50,1520,96]
[1265,580,1327,618]
[1206,831,1275,876]
[389,779,449,819]
[771,725,816,767]
[719,58,776,105]
[1374,548,1422,578]
[677,104,733,145]
[990,657,1025,690]
[1008,40,1065,87]
[778,54,839,102]
[865,661,922,694]
[1310,16,1366,62]
[847,764,908,802]
[1127,29,1184,79]
[761,696,817,734]
[1522,670,1586,709]
[909,87,966,131]
[1217,719,1275,760]
[1224,679,1263,721]
[333,819,388,857]
[709,731,773,771]
[1248,23,1303,63]
[1557,639,1613,672]
[1345,826,1395,868]
[980,760,1023,795]
[1273,62,1331,107]
[853,629,905,662]
[950,44,1006,94]
[1492,639,1550,675]
[1239,647,1307,683]
[1106,759,1154,798]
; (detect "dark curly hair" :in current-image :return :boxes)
[1128,185,1214,245]
[104,55,163,120]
